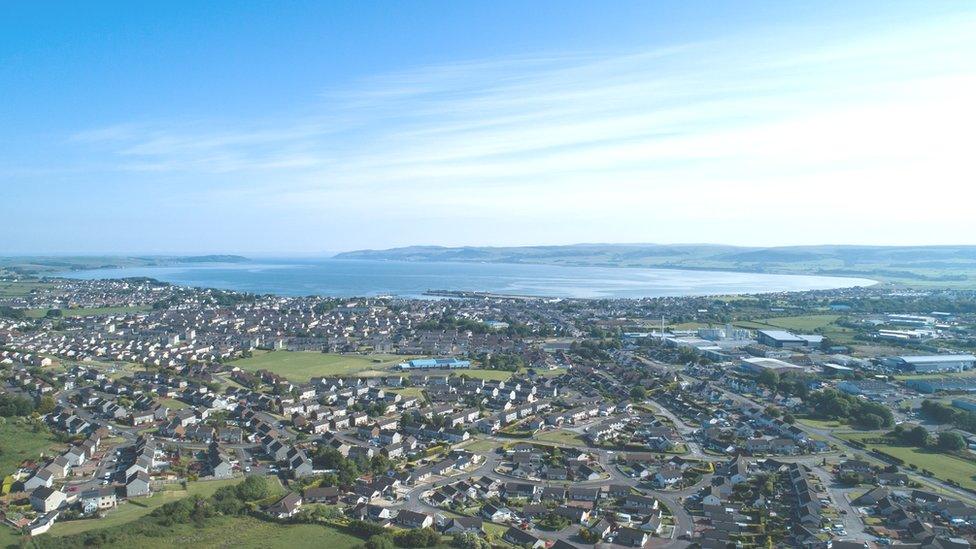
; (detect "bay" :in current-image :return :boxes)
[60,258,876,299]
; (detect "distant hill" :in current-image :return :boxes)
[335,244,976,287]
[0,255,249,276]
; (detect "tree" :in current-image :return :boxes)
[235,475,270,501]
[36,395,56,415]
[938,431,966,452]
[366,535,395,549]
[757,369,779,388]
[629,386,646,401]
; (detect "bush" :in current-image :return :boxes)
[393,527,441,548]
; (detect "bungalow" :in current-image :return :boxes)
[443,517,483,535]
[481,503,513,522]
[503,527,545,548]
[265,492,303,519]
[304,486,340,504]
[397,509,433,529]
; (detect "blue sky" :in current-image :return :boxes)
[2,1,974,255]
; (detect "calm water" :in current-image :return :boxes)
[60,258,876,299]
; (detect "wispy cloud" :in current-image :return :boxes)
[59,10,976,247]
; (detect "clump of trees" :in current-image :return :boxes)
[0,393,35,417]
[805,389,894,429]
[920,399,976,432]
[891,423,966,452]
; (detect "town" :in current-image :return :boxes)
[3,276,976,549]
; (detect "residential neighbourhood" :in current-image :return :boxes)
[3,277,976,548]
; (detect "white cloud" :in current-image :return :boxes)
[63,9,976,248]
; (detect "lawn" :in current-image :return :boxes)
[229,351,408,381]
[387,387,426,399]
[0,525,21,549]
[462,439,500,454]
[0,420,63,479]
[797,417,848,430]
[49,478,245,537]
[839,432,976,491]
[49,515,362,549]
[457,369,516,381]
[159,397,190,410]
[534,429,587,446]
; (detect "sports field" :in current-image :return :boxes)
[230,351,407,381]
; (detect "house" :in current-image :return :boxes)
[503,527,545,548]
[126,471,151,498]
[30,487,66,513]
[444,517,483,535]
[304,486,340,504]
[615,526,649,547]
[265,492,303,519]
[23,468,54,490]
[481,503,512,522]
[80,487,117,514]
[397,509,433,529]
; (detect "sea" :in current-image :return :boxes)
[58,258,877,300]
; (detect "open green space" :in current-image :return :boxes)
[797,417,848,430]
[735,314,857,344]
[534,429,587,446]
[229,351,408,381]
[24,305,152,319]
[0,420,63,479]
[47,514,362,549]
[0,281,54,297]
[49,478,246,537]
[462,439,499,454]
[839,432,976,491]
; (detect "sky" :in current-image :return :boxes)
[1,1,975,255]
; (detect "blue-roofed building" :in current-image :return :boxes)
[397,358,471,370]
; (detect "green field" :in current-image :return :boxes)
[0,420,63,479]
[49,514,362,549]
[797,417,848,430]
[735,314,857,344]
[534,429,587,446]
[24,305,152,319]
[49,478,246,537]
[839,432,976,491]
[462,439,500,453]
[230,351,408,381]
[0,281,54,297]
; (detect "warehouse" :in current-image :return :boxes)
[881,354,976,373]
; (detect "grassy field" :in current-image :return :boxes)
[230,351,408,381]
[797,417,848,430]
[0,281,54,297]
[24,305,152,319]
[0,420,63,479]
[735,314,857,344]
[49,515,362,549]
[0,525,21,549]
[462,439,500,454]
[50,478,246,537]
[839,432,976,491]
[534,429,587,446]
